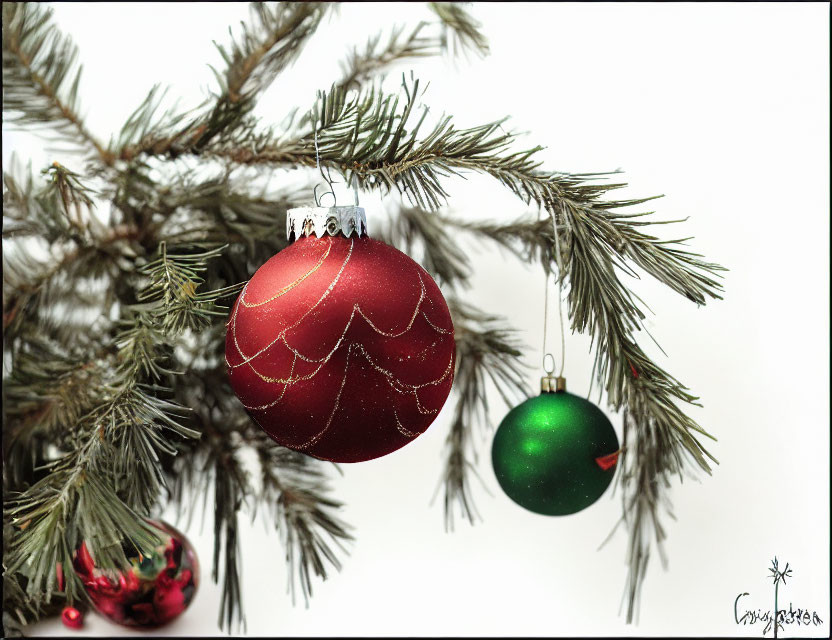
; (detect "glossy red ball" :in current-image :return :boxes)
[61,606,84,630]
[73,520,199,628]
[225,235,455,462]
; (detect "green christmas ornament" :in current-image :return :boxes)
[491,375,620,516]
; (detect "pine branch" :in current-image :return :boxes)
[162,374,251,633]
[2,230,134,339]
[2,519,64,633]
[442,215,566,273]
[116,2,481,162]
[2,3,114,164]
[127,279,247,635]
[218,2,328,105]
[427,2,490,58]
[446,208,724,308]
[338,3,489,92]
[3,161,102,243]
[2,161,109,347]
[206,437,249,632]
[136,243,241,336]
[337,22,440,91]
[196,1,330,150]
[39,162,97,236]
[151,75,723,576]
[189,79,653,223]
[3,4,726,629]
[116,2,328,162]
[111,85,196,159]
[383,204,472,289]
[3,244,236,615]
[441,298,528,529]
[139,171,305,252]
[2,338,105,489]
[4,448,165,607]
[255,437,353,606]
[2,161,144,345]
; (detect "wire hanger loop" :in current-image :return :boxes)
[313,128,336,207]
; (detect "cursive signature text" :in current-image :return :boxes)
[735,592,824,636]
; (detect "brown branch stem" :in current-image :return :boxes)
[226,6,317,103]
[5,34,115,166]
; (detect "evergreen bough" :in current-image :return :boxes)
[2,2,724,633]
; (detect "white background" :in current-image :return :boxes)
[5,2,829,637]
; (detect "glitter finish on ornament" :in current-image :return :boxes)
[226,235,455,462]
[73,520,199,628]
[491,391,619,515]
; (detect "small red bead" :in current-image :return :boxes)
[629,362,639,379]
[61,606,84,630]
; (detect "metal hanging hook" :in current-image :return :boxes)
[313,128,337,207]
[539,198,568,390]
[552,204,567,379]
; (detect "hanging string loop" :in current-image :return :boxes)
[543,352,556,376]
[540,201,567,381]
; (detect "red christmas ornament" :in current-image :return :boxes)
[61,606,84,630]
[73,520,199,628]
[226,206,455,462]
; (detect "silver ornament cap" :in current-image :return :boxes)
[286,206,367,241]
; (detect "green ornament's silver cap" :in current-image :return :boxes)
[287,206,367,241]
[541,375,566,393]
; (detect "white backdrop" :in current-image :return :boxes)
[5,2,829,637]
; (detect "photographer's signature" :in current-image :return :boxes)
[734,557,824,637]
